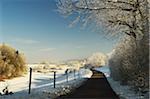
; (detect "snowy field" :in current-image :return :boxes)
[0,68,92,99]
[0,69,65,93]
[95,66,149,99]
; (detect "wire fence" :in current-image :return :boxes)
[0,68,89,95]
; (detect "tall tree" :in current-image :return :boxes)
[57,0,149,39]
[57,0,149,93]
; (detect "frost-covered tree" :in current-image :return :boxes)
[109,36,149,93]
[0,44,27,79]
[86,52,107,67]
[57,0,149,72]
[57,0,149,39]
[109,37,136,81]
[57,0,149,94]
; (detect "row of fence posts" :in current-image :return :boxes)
[28,68,80,94]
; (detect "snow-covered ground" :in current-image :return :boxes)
[0,69,65,93]
[0,68,92,99]
[95,66,149,99]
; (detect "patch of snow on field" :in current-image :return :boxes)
[0,68,92,99]
[94,66,149,99]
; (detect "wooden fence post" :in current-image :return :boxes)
[28,67,32,94]
[54,71,56,88]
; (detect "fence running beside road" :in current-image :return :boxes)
[0,68,91,95]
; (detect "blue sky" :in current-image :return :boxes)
[1,0,118,63]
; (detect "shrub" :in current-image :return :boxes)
[0,44,27,79]
[108,36,149,92]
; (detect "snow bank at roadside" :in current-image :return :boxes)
[32,78,87,99]
[94,66,110,77]
[0,68,92,99]
[94,66,149,99]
